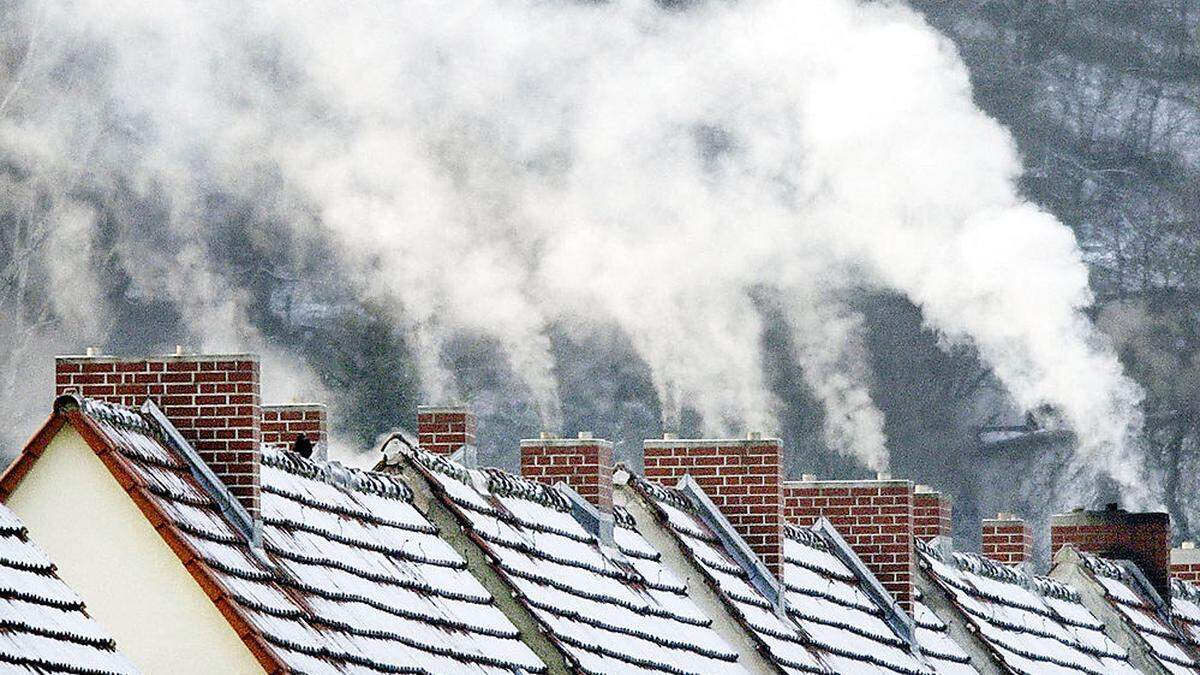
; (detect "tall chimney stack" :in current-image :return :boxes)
[982,513,1032,566]
[1051,505,1171,607]
[642,435,785,580]
[261,403,328,462]
[913,486,952,543]
[417,405,477,455]
[56,352,262,520]
[1172,542,1200,584]
[521,433,614,513]
[784,474,916,612]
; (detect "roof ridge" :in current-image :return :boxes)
[261,445,412,502]
[482,467,571,512]
[77,397,157,436]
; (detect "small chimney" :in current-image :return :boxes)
[913,486,952,543]
[785,476,916,612]
[1052,506,1171,607]
[262,404,328,462]
[56,352,262,520]
[1172,541,1200,584]
[416,405,477,455]
[643,437,785,580]
[982,513,1032,566]
[521,434,614,513]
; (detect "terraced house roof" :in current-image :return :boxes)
[1075,554,1198,675]
[0,503,135,675]
[916,539,1140,675]
[386,444,746,675]
[631,476,977,675]
[10,396,544,674]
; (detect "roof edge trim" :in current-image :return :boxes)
[812,516,919,651]
[677,474,784,613]
[555,481,615,547]
[140,399,262,548]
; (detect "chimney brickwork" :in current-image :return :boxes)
[1051,507,1171,606]
[643,437,785,581]
[785,478,916,612]
[982,514,1032,566]
[1172,544,1200,584]
[914,488,952,543]
[56,353,262,520]
[521,435,614,513]
[417,405,476,455]
[262,404,327,461]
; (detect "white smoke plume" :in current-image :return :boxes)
[0,0,1149,498]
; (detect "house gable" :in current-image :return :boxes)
[4,423,265,674]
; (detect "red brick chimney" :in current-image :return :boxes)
[1172,542,1200,584]
[913,486,951,543]
[521,433,614,513]
[982,513,1032,566]
[262,404,327,461]
[417,405,476,455]
[785,474,916,612]
[56,351,262,520]
[1051,505,1171,606]
[643,434,784,580]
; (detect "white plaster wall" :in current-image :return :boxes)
[6,426,265,674]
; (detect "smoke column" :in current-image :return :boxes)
[0,0,1149,499]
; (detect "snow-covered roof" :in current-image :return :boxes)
[632,477,825,674]
[1079,554,1199,674]
[393,445,745,675]
[1171,579,1200,658]
[0,503,136,675]
[917,539,1139,674]
[633,476,977,675]
[64,397,545,674]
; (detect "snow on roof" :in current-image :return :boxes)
[397,446,746,675]
[634,476,977,675]
[0,502,136,674]
[917,539,1139,675]
[74,398,544,674]
[911,590,978,675]
[632,477,826,674]
[1171,579,1200,657]
[1079,554,1199,674]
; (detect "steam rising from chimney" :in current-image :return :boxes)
[1,0,1149,499]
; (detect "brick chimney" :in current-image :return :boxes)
[1051,505,1171,606]
[913,486,951,543]
[643,434,784,580]
[56,352,262,519]
[1172,542,1200,584]
[521,433,614,513]
[262,404,327,462]
[982,513,1032,566]
[417,405,476,455]
[785,475,916,612]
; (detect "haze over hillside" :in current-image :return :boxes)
[0,0,1197,551]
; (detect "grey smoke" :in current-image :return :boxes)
[0,0,1150,501]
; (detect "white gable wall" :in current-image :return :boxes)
[5,426,265,674]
